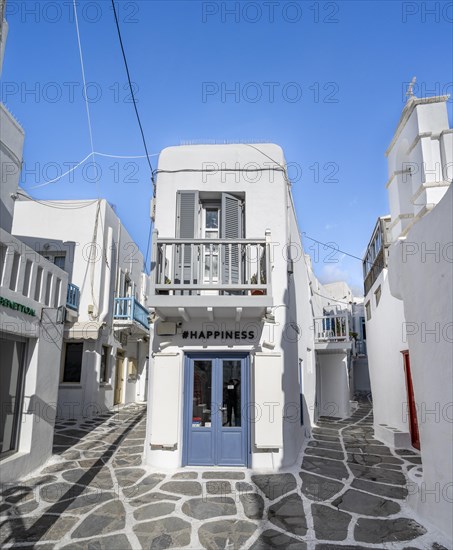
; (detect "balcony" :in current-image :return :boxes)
[0,228,68,318]
[113,297,149,333]
[66,283,80,311]
[314,314,352,353]
[149,230,273,320]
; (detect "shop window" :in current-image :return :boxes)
[375,285,382,307]
[365,301,372,321]
[100,346,110,383]
[0,335,27,456]
[128,358,138,380]
[62,343,83,383]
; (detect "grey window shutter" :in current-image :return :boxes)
[221,193,243,285]
[175,191,199,286]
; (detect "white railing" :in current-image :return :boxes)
[150,229,272,296]
[0,229,68,309]
[313,314,350,343]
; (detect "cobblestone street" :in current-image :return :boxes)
[0,400,449,549]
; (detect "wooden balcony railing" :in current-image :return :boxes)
[314,314,350,343]
[150,229,272,297]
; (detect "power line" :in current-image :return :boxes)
[72,0,96,171]
[27,151,159,190]
[302,233,384,269]
[15,192,98,210]
[110,0,154,184]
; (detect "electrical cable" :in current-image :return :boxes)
[26,151,159,190]
[72,0,96,171]
[15,192,98,209]
[110,0,154,183]
[301,234,384,269]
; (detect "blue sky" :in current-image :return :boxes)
[2,0,452,295]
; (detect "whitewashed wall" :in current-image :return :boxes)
[12,199,149,418]
[388,185,453,539]
[364,270,409,439]
[146,143,353,470]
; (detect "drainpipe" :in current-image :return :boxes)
[99,225,114,324]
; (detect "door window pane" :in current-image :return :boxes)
[205,209,219,229]
[63,343,83,383]
[192,361,212,427]
[222,360,241,427]
[0,337,26,455]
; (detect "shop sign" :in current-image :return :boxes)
[182,330,255,340]
[0,296,36,317]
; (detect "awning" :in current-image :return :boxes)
[64,322,104,340]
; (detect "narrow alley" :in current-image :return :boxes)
[0,399,449,549]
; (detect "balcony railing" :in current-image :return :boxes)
[66,283,80,311]
[151,230,272,296]
[314,314,350,343]
[114,297,149,330]
[0,228,68,309]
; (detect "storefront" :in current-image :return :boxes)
[0,332,27,458]
[183,353,250,467]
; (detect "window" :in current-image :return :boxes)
[0,335,27,456]
[62,343,83,383]
[365,301,371,321]
[202,205,220,282]
[100,346,110,383]
[175,191,245,287]
[43,254,66,271]
[375,285,382,307]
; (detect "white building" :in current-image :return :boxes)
[364,91,452,539]
[1,5,68,482]
[12,197,151,420]
[145,143,357,471]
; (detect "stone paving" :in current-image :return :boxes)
[0,400,450,549]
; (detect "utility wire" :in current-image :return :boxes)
[27,151,159,190]
[73,0,96,171]
[15,192,98,210]
[110,0,154,183]
[301,234,385,268]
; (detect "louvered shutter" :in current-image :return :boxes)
[175,191,199,286]
[221,193,243,285]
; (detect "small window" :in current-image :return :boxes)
[365,301,372,321]
[100,346,110,383]
[128,358,138,380]
[375,285,382,307]
[43,254,66,271]
[54,256,66,270]
[62,343,83,383]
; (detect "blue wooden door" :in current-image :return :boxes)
[183,354,248,466]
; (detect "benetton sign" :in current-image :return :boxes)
[0,296,36,317]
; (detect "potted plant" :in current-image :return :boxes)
[159,276,172,295]
[250,273,266,296]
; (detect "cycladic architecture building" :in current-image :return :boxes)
[12,197,151,420]
[0,5,68,482]
[363,90,452,539]
[145,143,361,470]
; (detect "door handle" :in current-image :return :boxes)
[219,407,227,411]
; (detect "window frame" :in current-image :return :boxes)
[100,345,111,384]
[61,342,84,384]
[365,301,372,321]
[374,285,382,307]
